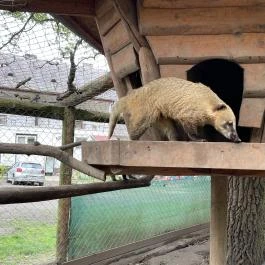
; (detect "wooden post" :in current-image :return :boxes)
[56,106,75,263]
[139,46,160,84]
[210,175,228,265]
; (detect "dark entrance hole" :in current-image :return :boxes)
[187,59,251,142]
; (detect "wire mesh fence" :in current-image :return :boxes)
[0,10,210,265]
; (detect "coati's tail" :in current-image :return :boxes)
[108,99,125,139]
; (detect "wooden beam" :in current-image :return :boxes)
[139,6,265,36]
[0,178,151,204]
[142,0,265,9]
[147,34,265,65]
[0,0,95,16]
[139,47,160,84]
[55,15,103,53]
[83,141,265,176]
[160,65,192,79]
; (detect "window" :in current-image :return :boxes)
[0,115,7,125]
[16,134,37,144]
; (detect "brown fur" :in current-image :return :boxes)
[108,77,240,142]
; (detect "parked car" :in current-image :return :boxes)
[6,162,45,186]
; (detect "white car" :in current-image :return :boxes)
[7,162,45,186]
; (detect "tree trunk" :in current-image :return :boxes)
[56,107,75,264]
[227,128,265,265]
[227,176,265,265]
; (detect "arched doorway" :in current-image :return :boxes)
[187,59,251,142]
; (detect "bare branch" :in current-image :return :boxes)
[76,52,101,67]
[59,72,114,106]
[60,141,83,151]
[0,97,124,123]
[15,77,32,89]
[0,142,105,181]
[0,177,151,204]
[0,13,34,50]
[67,39,83,91]
[36,59,60,69]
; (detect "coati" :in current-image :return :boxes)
[108,77,241,143]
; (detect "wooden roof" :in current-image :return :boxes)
[0,0,104,53]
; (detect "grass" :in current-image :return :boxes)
[69,178,210,259]
[0,220,56,265]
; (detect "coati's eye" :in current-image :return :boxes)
[227,121,233,126]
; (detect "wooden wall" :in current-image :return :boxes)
[138,0,265,129]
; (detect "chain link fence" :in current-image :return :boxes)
[0,10,210,265]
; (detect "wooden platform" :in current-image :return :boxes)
[82,140,265,177]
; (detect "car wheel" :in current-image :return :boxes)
[39,182,44,186]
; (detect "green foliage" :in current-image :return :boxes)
[0,165,9,179]
[0,220,56,265]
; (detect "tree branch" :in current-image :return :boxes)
[0,142,105,181]
[59,141,83,150]
[59,72,114,106]
[15,77,32,89]
[0,13,34,50]
[0,97,124,123]
[0,177,152,204]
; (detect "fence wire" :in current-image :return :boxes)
[0,10,210,265]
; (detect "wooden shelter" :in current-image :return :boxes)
[2,1,265,265]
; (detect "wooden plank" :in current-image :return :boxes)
[111,44,139,78]
[242,64,265,97]
[83,141,265,176]
[0,0,95,16]
[95,0,113,18]
[113,0,148,49]
[160,65,192,79]
[142,0,265,9]
[147,34,265,65]
[97,7,120,36]
[103,20,131,54]
[239,98,265,127]
[139,6,265,36]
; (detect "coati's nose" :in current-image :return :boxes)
[231,133,241,143]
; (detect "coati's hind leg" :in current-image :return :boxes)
[154,118,179,141]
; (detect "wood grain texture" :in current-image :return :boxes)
[147,34,265,64]
[111,44,139,78]
[103,20,131,54]
[160,65,192,79]
[242,64,265,97]
[239,98,265,128]
[139,6,265,35]
[142,0,265,9]
[83,141,265,176]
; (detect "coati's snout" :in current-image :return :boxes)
[212,104,241,143]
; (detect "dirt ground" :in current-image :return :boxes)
[102,229,209,265]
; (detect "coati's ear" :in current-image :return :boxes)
[213,104,227,112]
